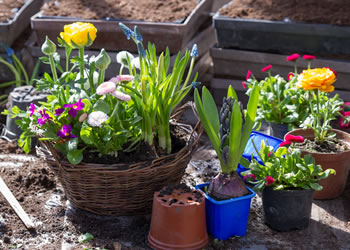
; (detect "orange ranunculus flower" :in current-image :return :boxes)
[60,22,97,48]
[296,68,336,93]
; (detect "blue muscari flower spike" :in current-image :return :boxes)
[1,43,14,63]
[119,23,134,40]
[192,81,201,88]
[137,42,146,58]
[134,26,143,42]
[190,44,198,57]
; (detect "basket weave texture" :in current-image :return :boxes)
[37,105,201,215]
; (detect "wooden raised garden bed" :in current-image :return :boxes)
[31,0,213,53]
[0,0,43,46]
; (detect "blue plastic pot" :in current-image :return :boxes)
[195,183,256,240]
[238,131,283,176]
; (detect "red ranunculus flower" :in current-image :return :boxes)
[261,65,272,72]
[246,70,252,80]
[280,140,292,147]
[303,55,316,60]
[285,134,305,143]
[266,176,275,186]
[286,53,300,61]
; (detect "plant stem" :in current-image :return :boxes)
[98,69,105,86]
[315,89,322,142]
[79,47,85,80]
[49,55,58,84]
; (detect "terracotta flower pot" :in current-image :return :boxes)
[148,185,208,250]
[285,128,350,199]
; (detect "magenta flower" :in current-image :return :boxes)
[261,65,272,72]
[280,140,292,147]
[246,70,252,81]
[286,53,300,61]
[288,72,294,81]
[55,108,65,116]
[96,81,116,95]
[242,81,247,89]
[37,109,51,127]
[338,111,350,129]
[285,134,305,143]
[63,99,85,118]
[29,103,35,117]
[57,124,77,139]
[268,151,273,157]
[243,174,256,181]
[303,55,316,60]
[266,176,275,186]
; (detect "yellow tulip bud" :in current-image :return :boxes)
[60,22,97,48]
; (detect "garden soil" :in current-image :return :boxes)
[41,0,197,23]
[220,0,350,26]
[0,138,350,249]
[0,0,24,23]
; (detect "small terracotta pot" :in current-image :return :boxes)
[148,187,208,250]
[285,128,350,199]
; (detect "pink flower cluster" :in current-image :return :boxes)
[96,75,133,102]
[280,134,305,147]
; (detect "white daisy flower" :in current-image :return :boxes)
[87,111,109,127]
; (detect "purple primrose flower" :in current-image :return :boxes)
[55,108,65,116]
[37,109,51,127]
[57,124,77,139]
[29,103,35,117]
[63,99,85,118]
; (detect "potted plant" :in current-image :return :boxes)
[3,22,201,215]
[193,82,259,240]
[242,136,335,231]
[148,184,208,250]
[286,66,350,199]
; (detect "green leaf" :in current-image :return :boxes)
[18,133,31,153]
[78,233,94,244]
[67,149,84,165]
[93,99,110,114]
[239,157,251,169]
[202,87,220,136]
[80,126,93,145]
[227,85,238,100]
[310,183,323,191]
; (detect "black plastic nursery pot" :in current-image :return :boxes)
[213,12,350,56]
[3,85,47,140]
[262,187,314,232]
[268,122,289,140]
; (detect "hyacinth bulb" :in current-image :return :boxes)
[208,172,248,200]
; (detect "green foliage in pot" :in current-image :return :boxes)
[194,84,259,199]
[242,135,335,192]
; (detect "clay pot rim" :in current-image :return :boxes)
[285,128,350,156]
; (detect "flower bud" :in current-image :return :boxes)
[41,36,56,56]
[191,44,198,57]
[95,49,111,71]
[79,113,88,122]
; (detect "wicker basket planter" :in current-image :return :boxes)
[31,0,213,53]
[37,111,202,216]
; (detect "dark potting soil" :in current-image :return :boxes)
[0,0,24,23]
[294,138,348,153]
[157,183,203,205]
[42,0,197,22]
[83,124,188,165]
[0,138,24,154]
[220,0,350,26]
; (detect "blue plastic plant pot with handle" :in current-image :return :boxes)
[195,183,256,240]
[238,131,283,176]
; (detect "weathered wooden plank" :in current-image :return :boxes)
[211,48,350,91]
